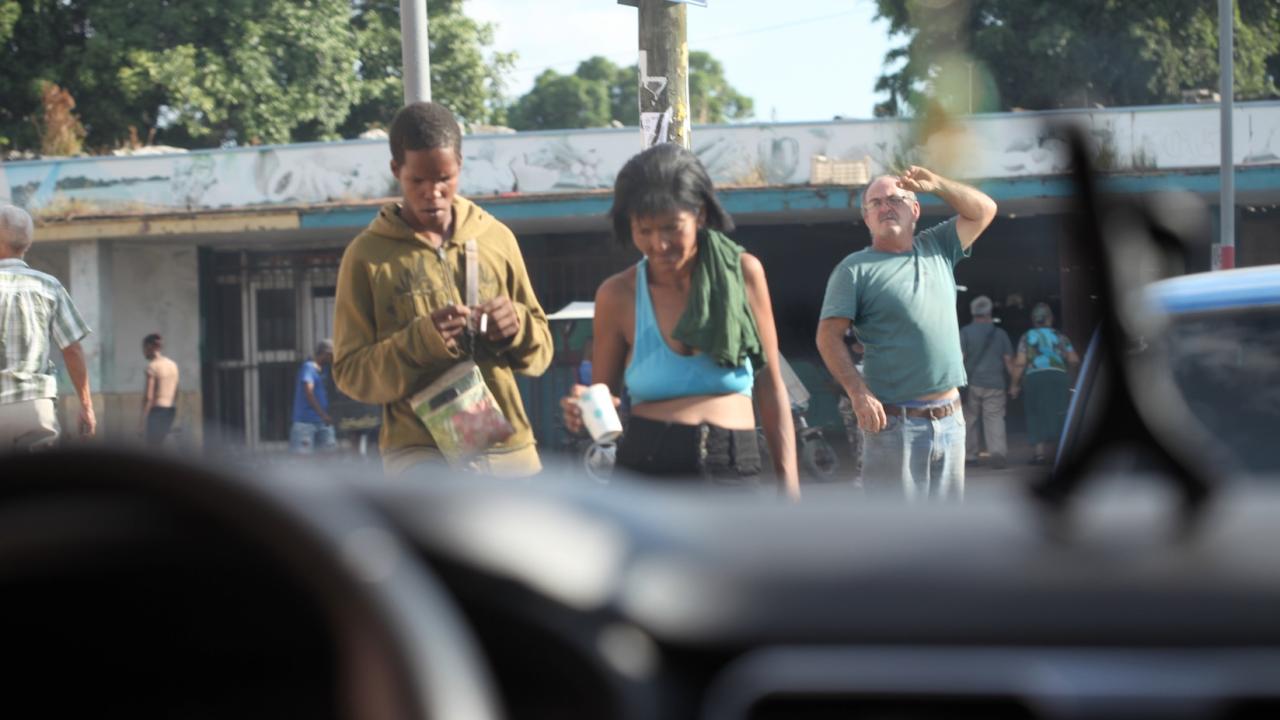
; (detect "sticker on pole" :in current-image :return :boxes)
[640,108,673,148]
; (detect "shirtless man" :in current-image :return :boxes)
[140,333,179,447]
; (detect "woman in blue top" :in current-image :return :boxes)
[1009,302,1080,465]
[561,145,798,496]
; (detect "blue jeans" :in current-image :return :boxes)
[289,421,336,454]
[862,410,966,501]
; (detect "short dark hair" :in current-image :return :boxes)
[143,333,162,347]
[388,102,463,165]
[609,143,733,245]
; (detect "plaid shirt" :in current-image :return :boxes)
[0,259,91,405]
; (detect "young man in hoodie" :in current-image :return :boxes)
[333,102,552,476]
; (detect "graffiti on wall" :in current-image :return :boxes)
[4,102,1279,218]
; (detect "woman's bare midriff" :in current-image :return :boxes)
[630,393,757,430]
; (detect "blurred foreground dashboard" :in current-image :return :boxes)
[5,449,1280,720]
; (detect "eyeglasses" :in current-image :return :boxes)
[864,194,913,211]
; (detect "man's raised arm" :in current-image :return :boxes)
[898,165,997,249]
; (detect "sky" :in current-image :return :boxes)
[465,0,896,123]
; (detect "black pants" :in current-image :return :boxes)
[145,407,176,447]
[616,416,762,486]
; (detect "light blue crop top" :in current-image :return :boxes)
[624,260,755,404]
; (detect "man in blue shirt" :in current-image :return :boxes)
[290,339,336,454]
[816,166,997,500]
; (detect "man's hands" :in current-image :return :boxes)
[896,165,943,195]
[431,304,472,350]
[79,405,97,438]
[849,388,889,434]
[899,164,997,248]
[477,296,521,343]
[432,298,522,350]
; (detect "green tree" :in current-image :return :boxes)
[0,0,515,153]
[0,1,20,149]
[0,1,17,44]
[507,51,753,131]
[611,65,641,126]
[871,0,1280,117]
[578,56,637,125]
[688,51,754,124]
[507,69,613,131]
[118,0,361,146]
[339,0,514,137]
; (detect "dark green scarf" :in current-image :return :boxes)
[671,229,766,370]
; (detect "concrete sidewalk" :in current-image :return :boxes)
[803,428,1049,496]
[965,429,1046,490]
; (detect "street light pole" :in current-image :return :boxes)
[1216,0,1235,270]
[401,0,432,105]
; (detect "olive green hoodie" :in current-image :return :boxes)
[333,197,552,473]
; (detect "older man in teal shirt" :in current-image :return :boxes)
[816,166,997,500]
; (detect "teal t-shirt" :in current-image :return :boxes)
[820,217,970,404]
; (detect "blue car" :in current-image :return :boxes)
[1059,264,1280,477]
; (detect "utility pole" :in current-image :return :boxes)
[628,0,693,149]
[401,0,432,104]
[1216,0,1235,270]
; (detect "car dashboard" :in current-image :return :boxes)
[8,448,1280,720]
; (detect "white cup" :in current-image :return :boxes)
[577,383,623,442]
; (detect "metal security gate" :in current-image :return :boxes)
[205,250,340,453]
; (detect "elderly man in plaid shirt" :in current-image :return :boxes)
[0,204,96,451]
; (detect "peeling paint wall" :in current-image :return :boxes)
[24,244,70,282]
[19,241,202,445]
[109,243,201,395]
[56,391,202,448]
[100,243,202,445]
[3,102,1279,218]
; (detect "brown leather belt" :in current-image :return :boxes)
[884,397,962,420]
